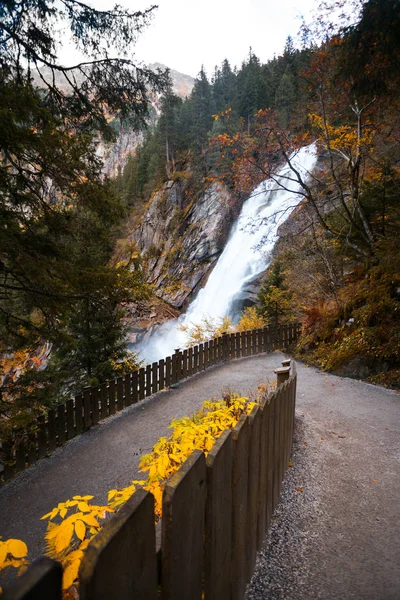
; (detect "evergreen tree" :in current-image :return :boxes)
[213,59,237,113]
[190,66,214,154]
[275,66,297,128]
[0,0,165,414]
[236,49,268,132]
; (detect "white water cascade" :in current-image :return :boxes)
[137,144,317,363]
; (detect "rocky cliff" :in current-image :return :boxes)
[133,176,239,307]
[125,175,241,342]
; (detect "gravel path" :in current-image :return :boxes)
[1,354,399,599]
[246,363,400,600]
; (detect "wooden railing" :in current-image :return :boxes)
[0,323,301,485]
[3,360,297,600]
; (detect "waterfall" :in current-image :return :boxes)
[136,144,317,363]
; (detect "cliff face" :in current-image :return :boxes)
[132,177,240,309]
[100,64,195,177]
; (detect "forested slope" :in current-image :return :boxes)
[118,0,399,386]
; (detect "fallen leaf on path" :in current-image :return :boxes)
[295,487,304,493]
[304,442,308,446]
[371,479,377,483]
[320,437,325,440]
[338,435,346,438]
[288,461,293,467]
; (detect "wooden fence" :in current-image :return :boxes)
[0,323,300,485]
[3,359,297,600]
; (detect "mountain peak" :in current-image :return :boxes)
[148,63,195,97]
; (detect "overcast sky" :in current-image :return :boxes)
[61,0,320,78]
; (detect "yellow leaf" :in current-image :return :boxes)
[59,507,67,519]
[7,539,28,559]
[41,508,58,520]
[0,543,8,568]
[78,502,90,512]
[75,520,86,541]
[55,521,74,554]
[81,514,99,528]
[62,558,81,590]
[81,495,94,501]
[108,490,118,501]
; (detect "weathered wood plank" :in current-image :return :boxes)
[240,331,246,357]
[268,392,277,521]
[188,347,193,376]
[138,368,145,400]
[131,370,139,404]
[199,343,204,371]
[165,357,171,388]
[171,352,177,385]
[262,326,269,352]
[66,399,74,439]
[91,387,100,425]
[204,430,233,600]
[108,380,116,416]
[80,489,157,600]
[116,377,124,411]
[124,374,132,407]
[257,396,269,548]
[159,359,165,390]
[251,329,257,355]
[182,349,188,379]
[83,388,92,430]
[145,365,152,397]
[193,345,199,374]
[75,394,83,434]
[162,450,206,600]
[231,414,250,600]
[203,341,208,369]
[99,384,108,420]
[2,556,62,600]
[56,404,66,447]
[152,362,158,395]
[235,332,240,359]
[247,405,261,580]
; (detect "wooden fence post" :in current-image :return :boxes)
[274,366,291,386]
[204,430,233,600]
[80,489,157,600]
[257,395,270,548]
[231,414,249,600]
[247,405,261,581]
[3,557,62,600]
[145,365,152,397]
[161,450,206,600]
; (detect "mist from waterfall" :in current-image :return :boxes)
[136,144,317,363]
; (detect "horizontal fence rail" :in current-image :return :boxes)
[3,360,298,600]
[0,323,301,485]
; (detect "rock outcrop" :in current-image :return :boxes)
[132,176,240,310]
